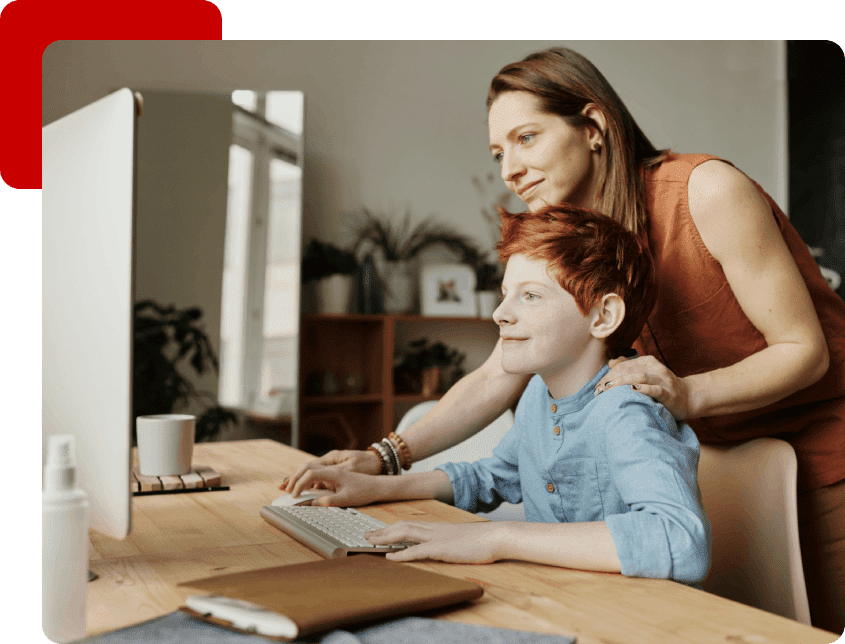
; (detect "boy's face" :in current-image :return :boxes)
[493,254,595,380]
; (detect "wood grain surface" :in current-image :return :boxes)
[86,440,839,643]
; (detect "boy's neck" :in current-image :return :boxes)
[539,342,607,400]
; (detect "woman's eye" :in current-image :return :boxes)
[492,151,503,164]
[519,133,535,144]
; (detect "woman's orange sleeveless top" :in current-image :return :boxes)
[634,153,845,491]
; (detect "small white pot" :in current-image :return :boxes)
[382,260,415,313]
[318,274,354,314]
[476,291,500,319]
[136,414,195,476]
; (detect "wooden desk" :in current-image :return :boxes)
[88,440,837,643]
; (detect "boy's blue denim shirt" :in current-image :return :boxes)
[438,366,712,585]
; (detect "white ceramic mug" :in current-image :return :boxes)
[136,414,195,476]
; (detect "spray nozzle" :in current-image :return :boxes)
[48,435,75,468]
[44,434,77,492]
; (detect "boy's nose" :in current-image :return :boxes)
[492,299,511,326]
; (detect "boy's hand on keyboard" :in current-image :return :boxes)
[288,467,384,508]
[366,521,505,564]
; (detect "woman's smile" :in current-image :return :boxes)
[517,180,543,199]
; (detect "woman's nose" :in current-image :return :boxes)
[500,150,525,184]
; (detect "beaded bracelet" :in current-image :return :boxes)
[388,432,412,471]
[366,445,388,475]
[377,441,397,476]
[380,441,397,475]
[370,441,398,476]
[380,438,401,476]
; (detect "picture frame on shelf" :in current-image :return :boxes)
[419,263,477,317]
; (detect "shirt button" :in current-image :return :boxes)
[547,483,555,493]
[553,426,561,435]
[551,404,557,413]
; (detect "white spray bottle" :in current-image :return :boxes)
[43,434,89,643]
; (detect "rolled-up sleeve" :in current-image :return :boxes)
[597,391,711,585]
[437,417,524,514]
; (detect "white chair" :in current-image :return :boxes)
[698,437,811,625]
[395,401,526,521]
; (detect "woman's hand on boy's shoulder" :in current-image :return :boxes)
[595,355,692,420]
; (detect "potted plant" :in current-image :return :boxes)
[394,338,466,396]
[301,238,359,313]
[133,300,238,443]
[349,208,482,313]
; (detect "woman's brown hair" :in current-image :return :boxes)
[487,47,669,237]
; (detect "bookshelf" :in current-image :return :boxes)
[298,313,498,453]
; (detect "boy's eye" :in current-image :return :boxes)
[524,292,539,301]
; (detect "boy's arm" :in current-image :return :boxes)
[597,390,711,584]
[495,521,621,571]
[437,407,524,513]
[290,466,454,507]
[370,519,622,571]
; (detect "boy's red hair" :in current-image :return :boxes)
[497,204,657,358]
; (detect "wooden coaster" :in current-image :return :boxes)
[132,465,223,493]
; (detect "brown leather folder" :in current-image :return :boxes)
[178,554,484,641]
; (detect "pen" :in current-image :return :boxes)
[134,485,230,496]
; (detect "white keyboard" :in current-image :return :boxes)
[260,505,415,558]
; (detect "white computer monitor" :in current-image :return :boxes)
[42,88,139,539]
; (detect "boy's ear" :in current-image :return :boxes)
[589,293,625,339]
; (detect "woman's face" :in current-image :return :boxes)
[488,91,599,212]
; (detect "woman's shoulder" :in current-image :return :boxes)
[686,158,774,256]
[646,152,730,183]
[687,156,752,199]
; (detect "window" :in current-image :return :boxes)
[219,91,304,441]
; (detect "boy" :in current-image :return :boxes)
[290,204,711,585]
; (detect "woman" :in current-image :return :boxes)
[285,47,845,633]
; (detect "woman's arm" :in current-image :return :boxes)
[288,466,455,507]
[399,340,529,460]
[282,341,529,490]
[598,160,829,419]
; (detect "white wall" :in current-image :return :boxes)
[43,40,788,249]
